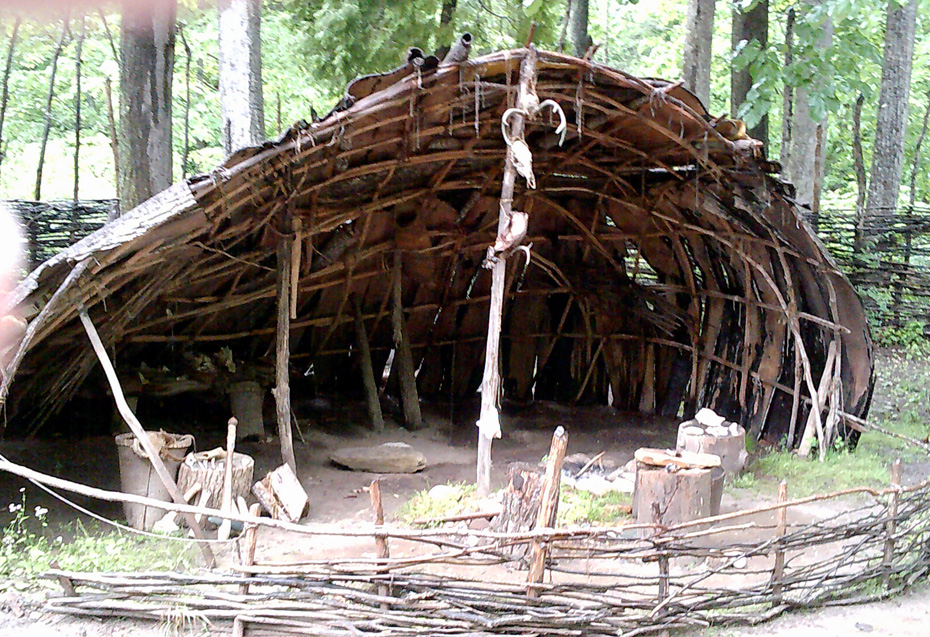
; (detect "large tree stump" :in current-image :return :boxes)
[491,464,543,561]
[177,450,254,513]
[633,448,717,533]
[229,381,265,440]
[676,419,748,479]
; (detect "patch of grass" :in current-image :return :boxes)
[734,448,893,497]
[0,490,196,589]
[398,482,478,526]
[558,487,631,525]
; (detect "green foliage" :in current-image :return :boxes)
[0,489,195,588]
[557,487,631,525]
[399,482,479,525]
[874,321,930,356]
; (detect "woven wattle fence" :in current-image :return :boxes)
[46,473,930,636]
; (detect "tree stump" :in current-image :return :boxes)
[676,419,748,479]
[491,464,544,561]
[229,381,265,440]
[177,450,254,513]
[633,448,716,533]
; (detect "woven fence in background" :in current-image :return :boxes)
[4,199,115,270]
[807,205,930,329]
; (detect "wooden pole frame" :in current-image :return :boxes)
[477,46,539,497]
[273,234,297,475]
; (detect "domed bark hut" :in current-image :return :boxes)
[0,46,872,468]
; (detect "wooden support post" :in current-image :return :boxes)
[273,237,297,475]
[354,296,384,432]
[798,340,837,459]
[478,46,539,497]
[218,418,237,541]
[527,425,568,597]
[652,502,670,603]
[238,503,261,595]
[772,480,788,600]
[77,306,215,568]
[882,458,902,589]
[391,252,423,429]
[370,478,390,604]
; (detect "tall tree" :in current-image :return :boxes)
[682,0,715,105]
[119,0,176,211]
[569,0,591,57]
[783,0,831,208]
[0,17,22,182]
[864,0,920,227]
[35,18,70,201]
[219,0,264,154]
[731,0,768,146]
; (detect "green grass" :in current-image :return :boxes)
[398,482,479,525]
[557,487,632,525]
[0,492,197,589]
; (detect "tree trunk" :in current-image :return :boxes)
[73,17,86,203]
[780,7,794,168]
[219,0,264,154]
[731,0,768,146]
[179,25,192,178]
[119,0,176,211]
[682,0,715,106]
[35,19,70,201]
[0,16,22,182]
[864,0,919,229]
[438,0,457,27]
[569,0,590,58]
[852,93,867,253]
[783,1,831,208]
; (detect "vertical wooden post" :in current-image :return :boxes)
[238,503,261,595]
[218,418,238,541]
[477,46,539,497]
[370,478,391,605]
[527,426,568,597]
[273,236,297,475]
[772,480,788,600]
[651,502,670,603]
[391,252,423,429]
[77,306,215,568]
[354,296,384,431]
[882,458,902,589]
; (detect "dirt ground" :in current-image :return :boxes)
[0,349,927,635]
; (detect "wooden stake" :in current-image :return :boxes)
[354,296,384,431]
[76,306,215,567]
[798,341,837,459]
[370,479,390,604]
[478,46,538,497]
[651,502,670,603]
[391,252,423,429]
[273,237,297,475]
[218,418,238,541]
[290,218,302,319]
[527,425,568,597]
[772,480,788,600]
[882,458,902,589]
[238,503,262,595]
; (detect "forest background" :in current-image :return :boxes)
[0,0,927,228]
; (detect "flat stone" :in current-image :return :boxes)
[330,442,427,473]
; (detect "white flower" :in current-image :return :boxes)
[8,503,21,513]
[33,506,48,519]
[18,487,24,493]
